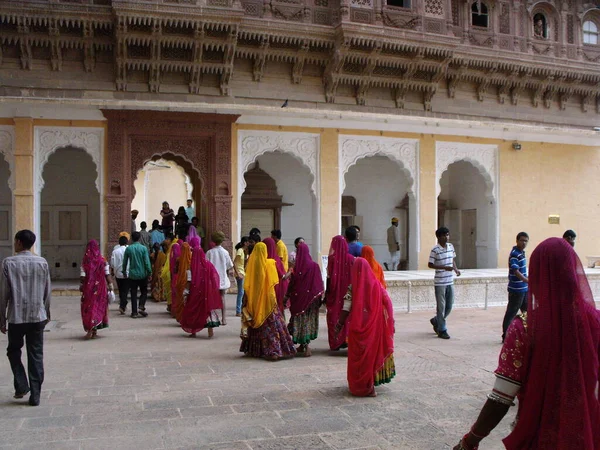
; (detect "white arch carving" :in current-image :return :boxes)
[35,127,103,193]
[338,135,419,194]
[435,141,498,200]
[238,130,320,195]
[0,126,15,192]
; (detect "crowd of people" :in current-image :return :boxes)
[1,211,599,448]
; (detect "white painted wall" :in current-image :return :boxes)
[439,160,496,268]
[41,148,100,279]
[343,156,411,267]
[252,152,317,259]
[0,155,12,263]
[131,160,190,227]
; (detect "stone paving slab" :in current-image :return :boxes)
[0,295,517,449]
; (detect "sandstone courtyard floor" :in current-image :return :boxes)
[0,295,516,450]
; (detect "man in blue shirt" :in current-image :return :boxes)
[345,226,363,257]
[502,231,529,342]
[184,199,195,224]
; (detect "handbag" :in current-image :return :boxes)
[107,291,116,304]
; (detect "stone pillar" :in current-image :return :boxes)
[319,128,340,258]
[13,118,34,237]
[418,134,437,269]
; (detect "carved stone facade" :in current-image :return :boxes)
[103,110,237,254]
[2,1,600,122]
[0,126,15,192]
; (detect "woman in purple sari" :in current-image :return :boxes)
[325,235,355,351]
[286,243,324,356]
[263,237,289,315]
[80,240,113,340]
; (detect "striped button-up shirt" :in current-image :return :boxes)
[0,251,52,329]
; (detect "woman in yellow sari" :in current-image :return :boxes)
[240,242,296,361]
[161,237,176,312]
[151,243,167,302]
[174,241,192,322]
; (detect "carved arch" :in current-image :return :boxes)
[528,2,560,41]
[0,126,15,192]
[435,141,498,201]
[339,135,419,194]
[133,153,204,199]
[238,130,320,195]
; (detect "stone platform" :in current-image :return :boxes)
[384,268,600,312]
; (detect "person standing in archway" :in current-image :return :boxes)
[160,202,175,236]
[184,199,195,224]
[386,217,400,271]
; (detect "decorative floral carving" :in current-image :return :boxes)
[339,135,419,194]
[35,127,103,193]
[435,141,498,200]
[239,130,320,195]
[0,126,15,192]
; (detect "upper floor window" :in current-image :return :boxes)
[387,0,411,8]
[533,13,548,39]
[471,2,489,28]
[583,20,599,45]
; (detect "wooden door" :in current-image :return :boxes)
[461,209,477,269]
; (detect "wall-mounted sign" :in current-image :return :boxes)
[548,215,560,225]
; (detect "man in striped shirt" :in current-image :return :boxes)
[428,227,461,340]
[502,231,529,342]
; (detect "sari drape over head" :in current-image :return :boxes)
[160,240,173,304]
[361,245,386,288]
[81,240,109,332]
[289,243,324,317]
[174,242,192,322]
[347,258,395,397]
[326,235,355,350]
[186,226,199,243]
[169,242,181,311]
[503,238,600,450]
[263,237,289,313]
[151,243,167,301]
[243,242,279,329]
[276,239,289,272]
[181,237,222,334]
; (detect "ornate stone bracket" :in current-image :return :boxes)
[0,126,15,192]
[435,141,498,201]
[339,135,419,194]
[34,127,104,194]
[238,130,320,195]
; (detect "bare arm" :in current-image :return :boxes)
[453,399,511,449]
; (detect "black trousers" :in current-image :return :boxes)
[502,291,528,339]
[129,278,148,315]
[7,321,46,399]
[116,278,129,310]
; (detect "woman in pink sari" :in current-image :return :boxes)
[181,237,222,338]
[186,225,199,243]
[335,258,395,397]
[263,237,289,315]
[80,240,113,340]
[169,242,181,317]
[286,242,324,356]
[454,237,600,450]
[325,235,355,351]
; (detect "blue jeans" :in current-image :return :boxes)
[434,284,454,332]
[236,277,245,314]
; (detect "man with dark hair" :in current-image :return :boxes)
[185,199,195,224]
[123,231,152,319]
[502,231,529,342]
[345,226,363,257]
[248,233,261,255]
[428,227,460,340]
[0,230,51,406]
[110,236,129,315]
[206,231,234,324]
[563,229,576,247]
[139,221,151,251]
[150,220,164,248]
[249,227,261,236]
[271,229,289,272]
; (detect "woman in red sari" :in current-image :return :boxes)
[334,258,395,397]
[174,241,192,322]
[325,235,355,351]
[361,245,386,289]
[80,240,113,340]
[286,242,324,356]
[181,237,222,338]
[263,237,289,315]
[454,237,600,450]
[169,242,181,317]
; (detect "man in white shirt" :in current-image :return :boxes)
[428,227,461,340]
[386,217,401,271]
[110,236,129,315]
[0,230,51,406]
[206,231,233,325]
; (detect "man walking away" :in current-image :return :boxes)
[0,230,51,406]
[123,232,152,319]
[502,231,529,342]
[139,221,151,252]
[386,217,400,271]
[111,235,129,315]
[563,229,576,247]
[206,231,234,326]
[428,227,461,340]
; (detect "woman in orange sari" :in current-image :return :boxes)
[361,245,386,288]
[174,241,192,322]
[335,258,395,397]
[240,242,296,361]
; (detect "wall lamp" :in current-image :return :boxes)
[512,142,522,151]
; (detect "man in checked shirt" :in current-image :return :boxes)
[0,230,51,407]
